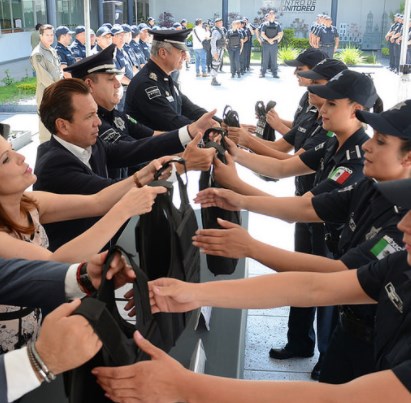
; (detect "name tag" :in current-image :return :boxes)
[166,95,175,102]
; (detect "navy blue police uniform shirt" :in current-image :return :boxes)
[312,178,405,325]
[69,39,87,59]
[261,21,282,42]
[56,42,76,67]
[124,59,207,131]
[318,26,339,45]
[293,91,310,127]
[138,39,150,61]
[357,250,411,392]
[124,43,139,68]
[114,48,134,80]
[283,108,330,196]
[130,41,147,65]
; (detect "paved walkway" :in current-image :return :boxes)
[1,63,410,382]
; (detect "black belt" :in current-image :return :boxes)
[0,307,36,321]
[338,307,374,343]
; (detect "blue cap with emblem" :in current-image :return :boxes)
[55,26,74,38]
[111,24,124,35]
[130,25,140,36]
[96,25,112,37]
[149,28,192,51]
[138,23,150,31]
[308,70,378,109]
[356,100,411,139]
[75,25,85,35]
[121,24,132,33]
[63,43,122,78]
[173,22,182,29]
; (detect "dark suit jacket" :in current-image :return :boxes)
[33,134,184,251]
[0,257,69,402]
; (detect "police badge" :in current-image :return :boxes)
[113,116,126,131]
[149,72,158,81]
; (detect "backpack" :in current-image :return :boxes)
[67,245,164,403]
[135,159,200,350]
[199,125,241,275]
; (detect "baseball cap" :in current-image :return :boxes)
[285,48,328,68]
[181,19,187,24]
[121,24,132,33]
[297,59,348,80]
[130,25,140,35]
[102,23,113,29]
[138,23,150,31]
[149,28,192,51]
[215,18,223,23]
[111,24,124,35]
[308,70,378,108]
[356,100,411,138]
[96,25,113,37]
[173,22,182,29]
[64,44,122,78]
[55,26,74,37]
[377,178,411,209]
[147,17,155,22]
[75,25,85,35]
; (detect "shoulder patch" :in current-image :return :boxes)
[315,141,325,151]
[145,86,161,100]
[149,72,158,81]
[126,114,137,124]
[370,235,403,260]
[328,166,353,184]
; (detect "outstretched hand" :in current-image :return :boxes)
[182,132,215,172]
[194,187,244,211]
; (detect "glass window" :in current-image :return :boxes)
[0,0,46,33]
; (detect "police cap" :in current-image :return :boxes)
[111,24,124,35]
[285,48,328,68]
[308,70,378,108]
[55,26,74,38]
[377,178,411,209]
[356,100,411,139]
[149,28,192,51]
[102,23,113,29]
[75,25,85,35]
[297,59,348,80]
[148,17,155,22]
[138,23,150,31]
[181,19,187,24]
[173,22,182,29]
[64,44,122,78]
[96,25,112,37]
[130,25,140,36]
[215,17,223,23]
[121,24,132,33]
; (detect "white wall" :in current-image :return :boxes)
[0,31,32,64]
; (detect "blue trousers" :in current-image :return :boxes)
[261,42,278,75]
[194,48,207,74]
[228,47,241,75]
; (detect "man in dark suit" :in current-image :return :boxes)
[34,77,215,251]
[0,251,131,403]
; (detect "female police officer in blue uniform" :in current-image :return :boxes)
[95,176,411,402]
[192,100,411,385]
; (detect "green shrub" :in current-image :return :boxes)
[280,28,295,48]
[289,37,310,50]
[364,53,377,64]
[335,47,365,65]
[278,47,299,64]
[381,47,390,57]
[253,38,261,49]
[16,82,36,94]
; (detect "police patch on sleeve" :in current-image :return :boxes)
[328,166,353,184]
[145,86,161,100]
[370,235,403,260]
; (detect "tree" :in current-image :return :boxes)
[158,11,175,28]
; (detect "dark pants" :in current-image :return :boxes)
[245,43,252,70]
[319,323,376,384]
[388,41,396,69]
[261,42,278,75]
[240,45,247,72]
[319,44,334,58]
[228,47,241,76]
[285,222,337,355]
[393,43,401,72]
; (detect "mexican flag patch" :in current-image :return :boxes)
[328,166,353,185]
[370,236,403,260]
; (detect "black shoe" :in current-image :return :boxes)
[273,74,280,79]
[231,74,235,78]
[237,73,241,78]
[211,78,221,86]
[310,358,322,381]
[269,348,314,360]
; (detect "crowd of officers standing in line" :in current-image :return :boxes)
[385,13,411,74]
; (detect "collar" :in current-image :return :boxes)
[53,135,92,169]
[328,127,369,163]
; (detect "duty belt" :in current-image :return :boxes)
[338,306,374,343]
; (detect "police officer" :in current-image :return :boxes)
[385,14,401,71]
[240,18,253,73]
[309,14,322,47]
[147,17,158,30]
[130,25,147,68]
[30,24,63,143]
[260,9,283,78]
[111,24,136,111]
[70,25,87,60]
[122,23,140,70]
[226,20,243,78]
[124,29,210,131]
[55,25,76,77]
[391,15,404,73]
[137,23,151,61]
[210,18,226,86]
[316,15,339,58]
[92,25,113,54]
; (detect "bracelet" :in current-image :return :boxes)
[76,262,97,296]
[133,171,143,188]
[27,341,56,383]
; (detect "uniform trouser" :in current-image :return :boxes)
[245,43,252,69]
[285,222,338,355]
[261,43,278,75]
[194,48,207,74]
[393,43,401,72]
[388,41,396,69]
[319,44,334,58]
[228,47,241,75]
[211,48,224,79]
[319,323,376,384]
[240,46,247,72]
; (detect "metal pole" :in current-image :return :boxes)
[84,0,91,56]
[330,0,338,25]
[400,0,411,74]
[222,0,228,27]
